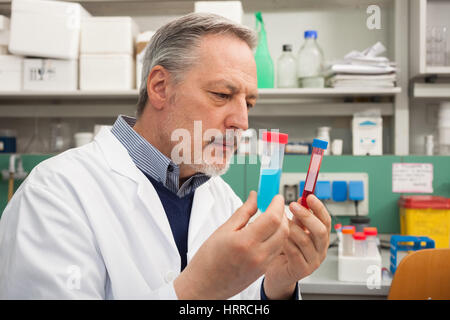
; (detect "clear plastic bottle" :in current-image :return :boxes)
[342,225,355,256]
[364,227,379,257]
[277,44,297,88]
[353,232,367,257]
[297,30,325,88]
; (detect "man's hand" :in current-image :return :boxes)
[263,194,331,299]
[174,191,289,299]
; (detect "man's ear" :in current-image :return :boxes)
[146,65,171,111]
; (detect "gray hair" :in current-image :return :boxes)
[136,12,258,117]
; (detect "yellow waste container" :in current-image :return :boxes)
[399,196,450,248]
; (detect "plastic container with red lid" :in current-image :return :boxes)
[398,195,450,209]
[257,131,289,213]
[364,227,378,236]
[353,232,367,257]
[398,195,450,248]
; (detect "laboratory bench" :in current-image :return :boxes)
[299,234,398,300]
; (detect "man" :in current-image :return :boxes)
[0,13,330,299]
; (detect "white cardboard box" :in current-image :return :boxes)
[0,55,22,91]
[0,15,9,47]
[81,17,139,55]
[194,1,243,24]
[337,242,382,283]
[136,30,155,90]
[9,0,90,59]
[80,54,135,90]
[352,116,383,155]
[23,58,78,91]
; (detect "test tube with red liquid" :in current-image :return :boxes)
[299,139,328,209]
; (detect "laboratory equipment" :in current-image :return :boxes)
[342,226,355,256]
[299,138,328,209]
[80,54,135,90]
[254,12,274,88]
[297,30,325,88]
[23,58,78,91]
[50,121,72,153]
[352,115,383,155]
[9,0,91,59]
[425,135,434,156]
[334,223,342,244]
[399,195,450,249]
[331,139,343,155]
[25,118,48,154]
[338,224,381,283]
[74,132,94,147]
[0,129,17,153]
[136,30,155,89]
[256,131,288,212]
[1,154,27,202]
[0,55,22,91]
[390,235,434,274]
[353,232,367,257]
[277,44,297,88]
[81,17,139,55]
[364,227,379,257]
[438,102,450,155]
[316,127,330,155]
[285,142,311,155]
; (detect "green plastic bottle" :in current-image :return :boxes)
[254,12,274,88]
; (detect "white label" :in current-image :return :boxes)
[305,154,321,191]
[392,163,433,193]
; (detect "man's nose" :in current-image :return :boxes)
[226,96,249,131]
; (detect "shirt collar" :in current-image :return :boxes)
[110,115,210,196]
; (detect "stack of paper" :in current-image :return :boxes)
[325,42,397,88]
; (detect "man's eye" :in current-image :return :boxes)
[212,92,230,99]
[247,102,254,109]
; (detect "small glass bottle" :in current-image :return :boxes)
[353,232,367,257]
[364,227,379,256]
[277,44,297,88]
[342,225,355,256]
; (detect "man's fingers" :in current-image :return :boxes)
[289,200,329,253]
[287,220,322,266]
[229,190,258,230]
[306,195,332,234]
[246,194,286,242]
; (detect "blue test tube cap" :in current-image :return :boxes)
[312,138,328,150]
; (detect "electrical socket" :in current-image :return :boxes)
[280,172,369,216]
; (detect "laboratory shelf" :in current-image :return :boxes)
[425,66,450,75]
[413,83,450,98]
[0,87,401,100]
[257,87,401,99]
[0,88,399,118]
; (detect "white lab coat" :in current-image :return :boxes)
[0,127,269,299]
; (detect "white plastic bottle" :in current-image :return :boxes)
[316,126,331,155]
[277,44,297,88]
[297,30,325,88]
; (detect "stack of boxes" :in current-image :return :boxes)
[0,0,142,92]
[0,14,22,92]
[8,0,89,91]
[80,17,139,91]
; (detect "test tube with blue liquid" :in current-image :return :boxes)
[257,131,289,213]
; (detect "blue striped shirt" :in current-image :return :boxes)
[111,115,210,197]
